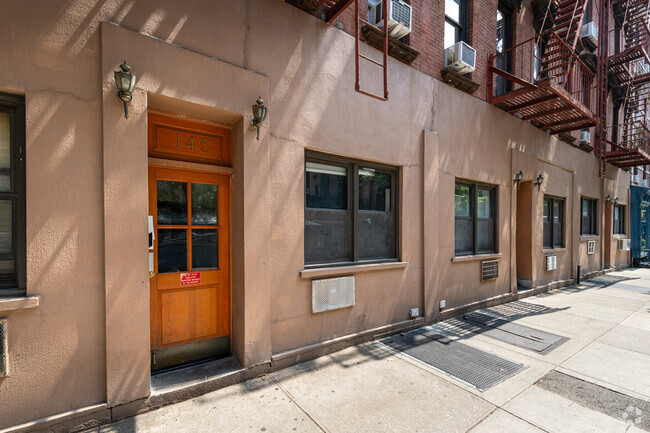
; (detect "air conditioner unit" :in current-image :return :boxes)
[312,276,355,313]
[580,130,591,145]
[587,240,596,255]
[368,0,413,39]
[444,41,477,74]
[546,255,557,271]
[618,239,631,251]
[582,22,598,46]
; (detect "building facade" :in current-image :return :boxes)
[0,0,641,430]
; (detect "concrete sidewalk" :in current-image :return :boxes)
[88,268,650,433]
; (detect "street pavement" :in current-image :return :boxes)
[88,268,650,433]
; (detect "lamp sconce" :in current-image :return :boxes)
[533,173,544,191]
[605,195,612,203]
[251,97,267,141]
[114,61,136,119]
[513,170,523,189]
[613,197,619,205]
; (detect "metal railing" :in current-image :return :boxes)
[488,30,597,115]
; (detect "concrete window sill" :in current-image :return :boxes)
[612,234,628,239]
[300,262,407,279]
[579,235,600,241]
[0,295,40,313]
[543,248,567,253]
[451,253,502,263]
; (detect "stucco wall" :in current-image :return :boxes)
[0,0,631,428]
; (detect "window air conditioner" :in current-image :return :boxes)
[587,240,596,255]
[580,130,591,145]
[618,239,631,251]
[546,255,557,271]
[444,41,477,74]
[582,22,598,46]
[368,0,413,39]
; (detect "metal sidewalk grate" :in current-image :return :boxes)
[580,275,637,288]
[463,311,565,353]
[381,329,527,391]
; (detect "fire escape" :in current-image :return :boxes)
[599,0,650,169]
[488,0,597,135]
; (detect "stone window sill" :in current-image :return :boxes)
[451,253,502,263]
[579,235,600,241]
[300,262,407,279]
[613,234,627,239]
[0,295,40,313]
[543,248,567,253]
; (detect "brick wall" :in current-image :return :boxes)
[330,0,543,102]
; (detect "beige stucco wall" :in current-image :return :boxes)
[0,0,631,428]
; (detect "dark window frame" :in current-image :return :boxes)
[580,197,598,235]
[445,0,469,47]
[543,196,565,249]
[304,151,399,267]
[454,180,498,256]
[614,204,625,235]
[0,92,26,297]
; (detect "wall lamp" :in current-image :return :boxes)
[114,60,136,119]
[613,197,619,205]
[252,96,267,141]
[513,170,523,189]
[533,173,544,191]
[605,195,612,203]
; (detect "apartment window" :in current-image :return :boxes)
[305,152,398,266]
[455,181,497,255]
[445,0,468,48]
[0,92,26,297]
[543,196,564,249]
[581,197,598,235]
[614,204,625,235]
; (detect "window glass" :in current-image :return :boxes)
[305,155,397,265]
[158,229,187,273]
[496,10,505,53]
[192,229,218,270]
[543,198,550,222]
[157,180,187,225]
[306,162,347,210]
[477,188,491,218]
[553,200,563,247]
[359,169,391,212]
[445,0,460,22]
[0,113,10,192]
[581,198,597,235]
[455,184,470,216]
[0,200,11,254]
[444,22,457,49]
[191,183,218,225]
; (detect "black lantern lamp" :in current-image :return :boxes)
[613,197,619,205]
[252,97,267,141]
[114,60,136,119]
[513,170,523,189]
[605,195,612,203]
[534,173,544,191]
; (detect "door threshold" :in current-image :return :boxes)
[151,355,243,396]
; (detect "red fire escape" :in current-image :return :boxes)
[599,0,650,169]
[488,0,597,135]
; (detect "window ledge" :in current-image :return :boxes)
[451,253,502,263]
[613,234,627,239]
[300,262,407,279]
[580,235,600,241]
[0,295,40,313]
[543,248,567,253]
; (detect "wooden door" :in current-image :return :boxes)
[149,166,230,371]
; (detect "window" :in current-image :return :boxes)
[543,196,564,248]
[0,93,26,297]
[495,3,514,95]
[455,181,497,255]
[614,204,625,235]
[305,152,398,266]
[445,0,468,48]
[581,197,598,235]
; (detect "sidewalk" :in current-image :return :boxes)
[88,268,650,433]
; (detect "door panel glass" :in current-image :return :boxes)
[192,183,218,225]
[157,180,187,225]
[0,112,10,192]
[192,229,218,270]
[158,229,187,273]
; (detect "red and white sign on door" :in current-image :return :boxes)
[180,272,201,285]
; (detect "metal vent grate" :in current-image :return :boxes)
[587,240,595,254]
[391,0,411,27]
[0,319,7,377]
[546,254,557,271]
[312,276,355,313]
[481,260,498,281]
[461,43,476,66]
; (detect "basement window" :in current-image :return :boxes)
[455,180,497,256]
